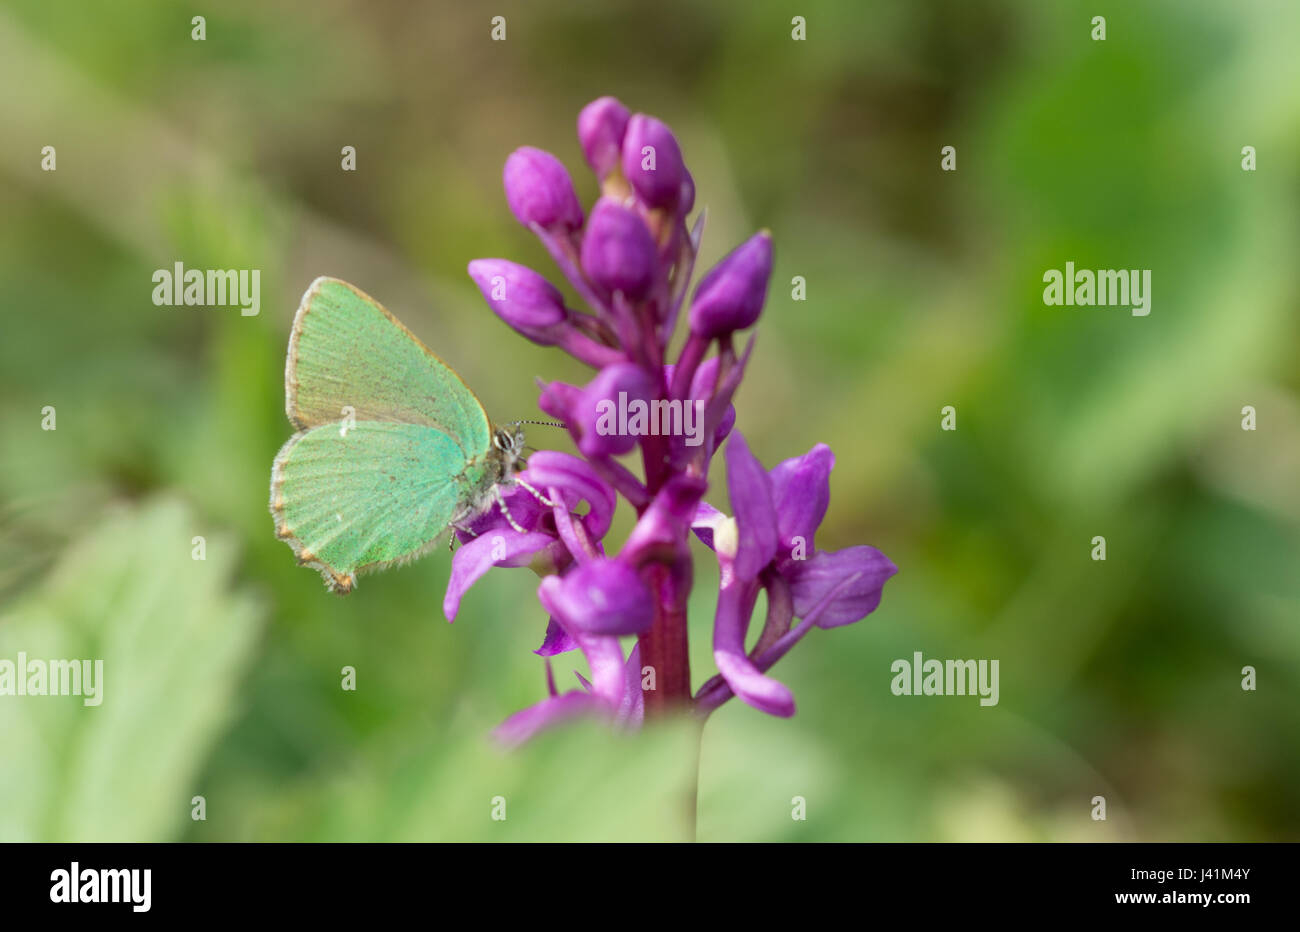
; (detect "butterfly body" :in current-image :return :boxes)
[270,277,524,594]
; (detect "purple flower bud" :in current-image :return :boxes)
[579,199,657,299]
[688,356,735,447]
[538,380,582,432]
[577,96,630,179]
[467,259,567,344]
[688,231,773,339]
[679,169,695,215]
[503,146,583,231]
[622,474,707,568]
[575,363,658,457]
[537,559,653,635]
[621,114,686,208]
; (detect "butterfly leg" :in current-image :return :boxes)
[515,477,556,508]
[446,521,479,551]
[494,486,529,534]
[515,479,587,529]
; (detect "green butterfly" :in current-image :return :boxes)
[270,277,528,594]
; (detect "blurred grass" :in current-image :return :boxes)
[0,0,1297,840]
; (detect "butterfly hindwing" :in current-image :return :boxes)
[286,277,492,456]
[270,420,484,593]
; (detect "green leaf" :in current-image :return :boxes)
[0,497,263,841]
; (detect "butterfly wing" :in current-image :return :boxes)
[286,277,492,456]
[271,420,487,593]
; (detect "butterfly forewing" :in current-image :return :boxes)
[271,421,486,593]
[287,277,492,456]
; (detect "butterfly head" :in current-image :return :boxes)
[492,424,528,475]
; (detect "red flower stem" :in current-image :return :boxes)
[639,562,691,715]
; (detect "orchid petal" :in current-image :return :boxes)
[725,432,779,580]
[523,451,617,540]
[770,444,835,556]
[537,560,654,636]
[443,530,554,621]
[711,579,795,717]
[690,501,727,551]
[787,546,898,628]
[535,617,578,656]
[492,691,601,748]
[617,642,645,727]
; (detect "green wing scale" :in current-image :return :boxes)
[271,277,503,594]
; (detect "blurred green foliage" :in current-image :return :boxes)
[1,0,1297,841]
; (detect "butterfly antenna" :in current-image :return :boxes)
[513,419,567,430]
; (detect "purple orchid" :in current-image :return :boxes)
[455,96,896,744]
[691,436,897,716]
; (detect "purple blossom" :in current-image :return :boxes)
[688,231,773,339]
[538,558,653,636]
[461,97,896,744]
[692,436,898,716]
[467,259,567,337]
[579,198,659,301]
[502,147,583,231]
[621,114,687,208]
[577,96,630,180]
